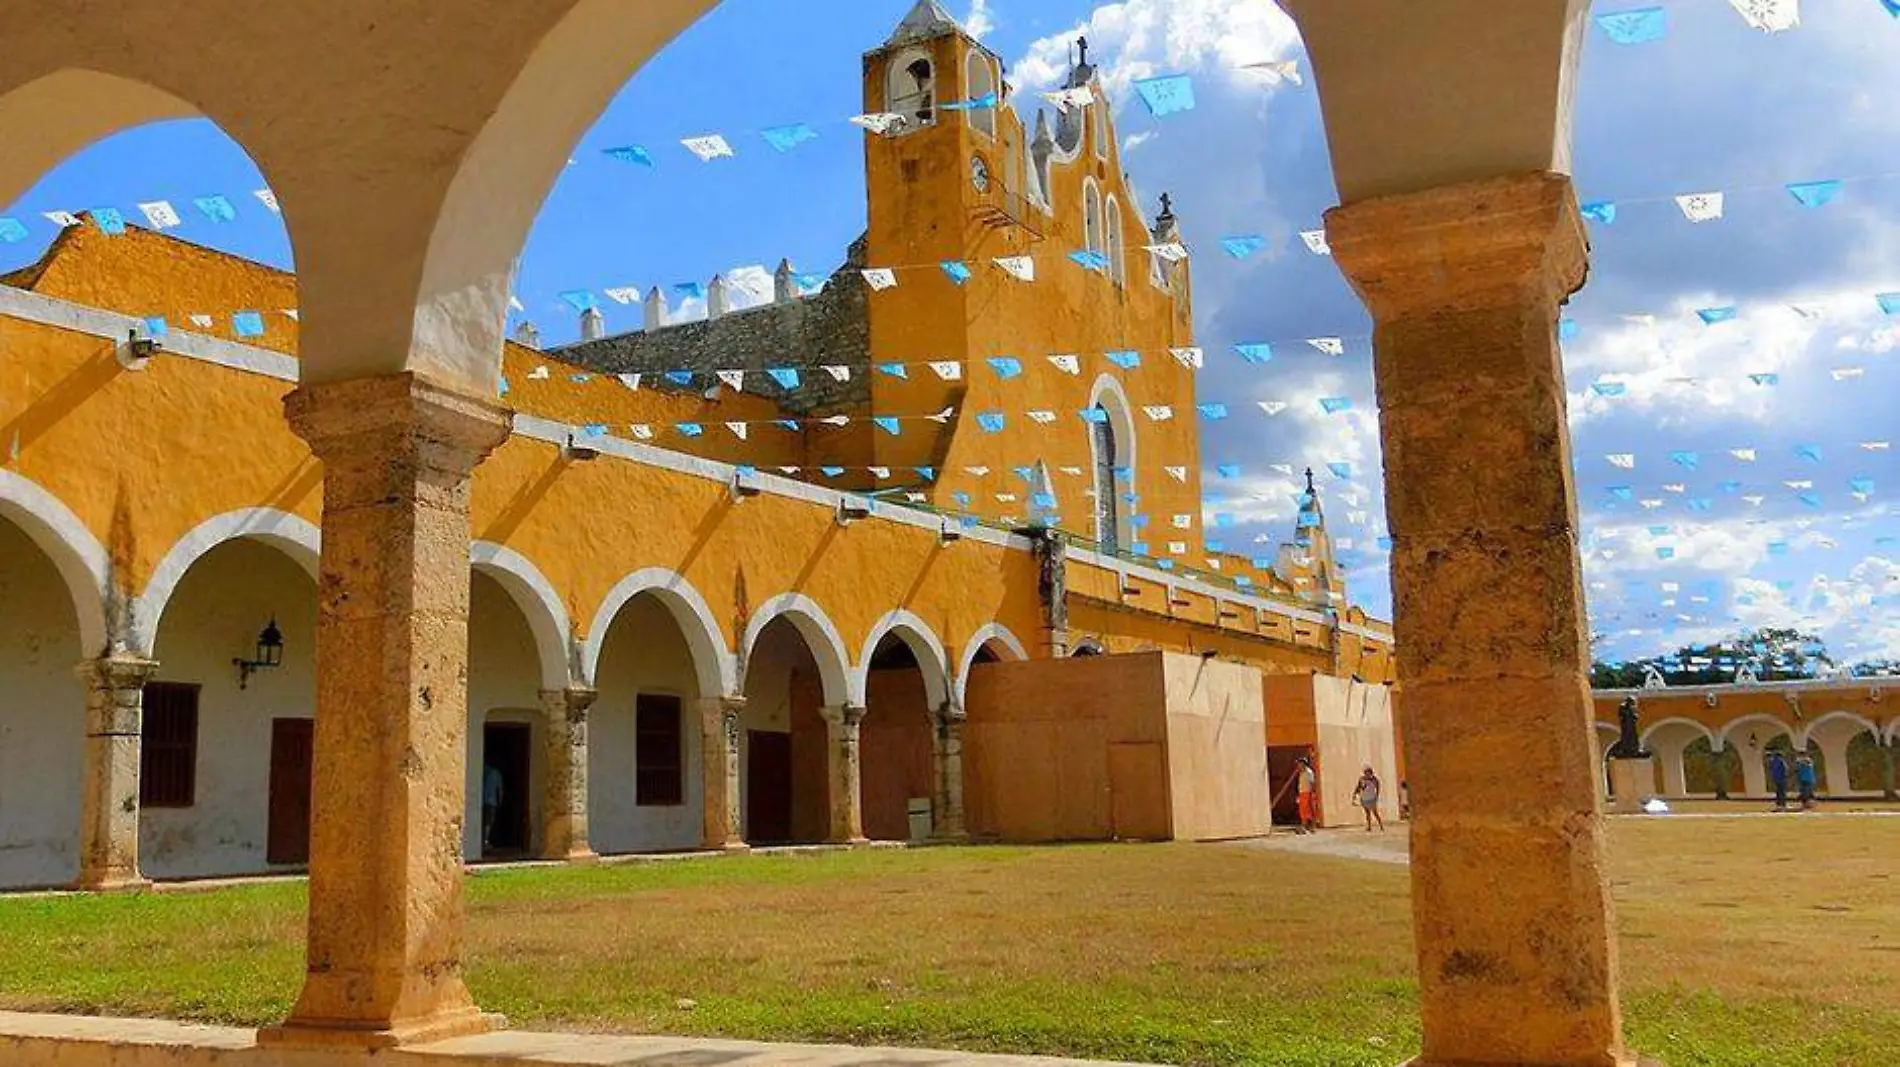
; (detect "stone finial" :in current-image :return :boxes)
[774,259,797,304]
[579,306,605,342]
[707,275,732,320]
[512,320,541,349]
[643,286,669,331]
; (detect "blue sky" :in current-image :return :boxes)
[5,0,1899,667]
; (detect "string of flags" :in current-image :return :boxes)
[1597,1,1900,43]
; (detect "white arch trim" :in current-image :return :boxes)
[1638,717,1716,750]
[0,469,111,657]
[1796,710,1881,751]
[1716,714,1795,753]
[582,567,735,698]
[471,542,574,692]
[953,622,1030,708]
[134,508,320,655]
[740,592,852,708]
[857,609,952,712]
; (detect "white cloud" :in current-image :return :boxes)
[1009,0,1301,103]
[963,0,995,40]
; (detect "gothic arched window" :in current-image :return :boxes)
[887,51,936,129]
[1105,195,1125,287]
[1083,179,1103,256]
[966,52,996,139]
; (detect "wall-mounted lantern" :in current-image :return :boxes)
[234,618,284,689]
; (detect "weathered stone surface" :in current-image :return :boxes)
[74,655,159,892]
[539,687,597,863]
[698,697,748,851]
[819,704,869,845]
[930,703,968,841]
[261,373,510,1050]
[1328,172,1634,1067]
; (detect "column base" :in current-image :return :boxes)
[256,1007,503,1051]
[540,847,601,865]
[715,841,752,855]
[72,874,151,894]
[1401,1056,1654,1067]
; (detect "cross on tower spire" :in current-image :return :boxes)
[1304,467,1317,495]
[1077,35,1089,66]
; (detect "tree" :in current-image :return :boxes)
[1590,628,1834,689]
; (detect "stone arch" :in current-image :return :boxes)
[954,622,1030,706]
[582,568,734,698]
[0,469,110,657]
[740,594,852,707]
[134,509,320,655]
[0,69,202,219]
[965,50,995,139]
[1717,713,1795,753]
[856,609,952,711]
[1639,717,1715,750]
[1795,710,1880,751]
[470,542,573,692]
[1088,373,1138,552]
[886,46,938,128]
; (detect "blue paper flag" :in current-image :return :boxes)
[1220,235,1265,260]
[873,416,900,436]
[1795,443,1823,462]
[1217,464,1241,479]
[1608,485,1634,500]
[1656,547,1676,560]
[1877,292,1900,315]
[1069,249,1109,272]
[1697,306,1738,325]
[1670,450,1699,470]
[1748,372,1779,386]
[1559,319,1581,341]
[822,466,846,478]
[1787,180,1843,209]
[987,356,1023,379]
[761,124,818,152]
[1115,467,1133,482]
[941,260,972,285]
[1592,381,1628,397]
[1080,408,1109,424]
[1328,462,1353,479]
[776,419,800,431]
[1013,467,1035,483]
[1850,477,1876,494]
[877,362,907,380]
[1197,403,1228,421]
[943,92,1000,112]
[91,208,127,235]
[1688,499,1712,513]
[735,465,757,476]
[559,290,598,311]
[1133,73,1196,117]
[1377,537,1395,551]
[232,311,266,338]
[1718,481,1742,494]
[141,316,168,337]
[977,411,1006,433]
[1798,492,1822,508]
[604,145,655,167]
[1597,7,1667,44]
[581,423,608,438]
[1883,0,1900,18]
[1648,525,1671,536]
[953,491,972,507]
[767,367,801,389]
[673,281,706,300]
[1156,560,1176,572]
[194,195,237,222]
[1298,513,1321,530]
[1234,342,1274,365]
[1032,492,1057,509]
[792,272,826,295]
[1206,539,1226,553]
[915,467,936,482]
[1105,350,1141,369]
[677,422,704,437]
[1580,201,1618,225]
[1215,513,1235,528]
[1319,396,1353,414]
[0,217,26,243]
[1134,516,1153,529]
[664,370,694,387]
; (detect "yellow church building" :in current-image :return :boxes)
[0,1,1395,892]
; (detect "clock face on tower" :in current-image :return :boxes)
[970,154,991,193]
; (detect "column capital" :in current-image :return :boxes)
[820,703,867,728]
[541,686,598,714]
[1325,171,1588,319]
[76,653,160,688]
[934,701,966,726]
[284,372,511,496]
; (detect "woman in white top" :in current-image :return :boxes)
[1352,766,1385,833]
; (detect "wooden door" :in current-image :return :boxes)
[267,718,314,865]
[746,730,793,844]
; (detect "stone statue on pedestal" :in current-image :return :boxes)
[1606,696,1650,760]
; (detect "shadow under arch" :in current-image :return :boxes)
[0,469,109,656]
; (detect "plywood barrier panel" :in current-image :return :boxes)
[1311,677,1399,829]
[1161,654,1270,841]
[861,669,935,842]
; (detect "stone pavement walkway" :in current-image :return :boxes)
[0,1011,1165,1067]
[1234,827,1412,866]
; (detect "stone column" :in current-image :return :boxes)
[539,686,598,862]
[931,702,969,841]
[1328,173,1632,1067]
[1653,738,1690,798]
[819,704,868,845]
[74,654,160,892]
[1739,749,1768,799]
[261,373,509,1050]
[698,696,748,851]
[1882,737,1897,801]
[1815,735,1854,798]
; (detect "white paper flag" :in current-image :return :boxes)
[137,201,181,229]
[617,373,642,391]
[630,424,655,440]
[1299,229,1331,256]
[929,361,963,381]
[726,421,749,440]
[1166,466,1189,482]
[188,314,214,329]
[1258,401,1288,416]
[1663,483,1686,494]
[282,309,299,321]
[1861,440,1891,451]
[1676,192,1725,223]
[43,211,79,228]
[997,493,1019,504]
[822,365,851,382]
[254,189,280,213]
[870,466,891,479]
[850,112,907,136]
[1606,454,1636,469]
[862,268,898,291]
[604,287,642,305]
[1048,354,1080,375]
[1042,86,1096,113]
[1172,515,1194,530]
[928,407,956,423]
[528,365,550,380]
[820,414,851,426]
[1143,405,1174,422]
[1743,494,1766,506]
[681,134,735,162]
[1170,346,1204,369]
[1308,337,1345,356]
[906,492,927,502]
[1166,541,1187,556]
[1730,448,1756,462]
[1270,463,1294,476]
[715,369,745,390]
[1784,479,1813,490]
[1832,366,1865,381]
[1060,466,1084,477]
[1728,0,1800,33]
[994,256,1036,282]
[966,466,991,477]
[1028,410,1057,424]
[1145,242,1189,263]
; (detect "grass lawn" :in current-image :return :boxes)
[1,818,1897,1067]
